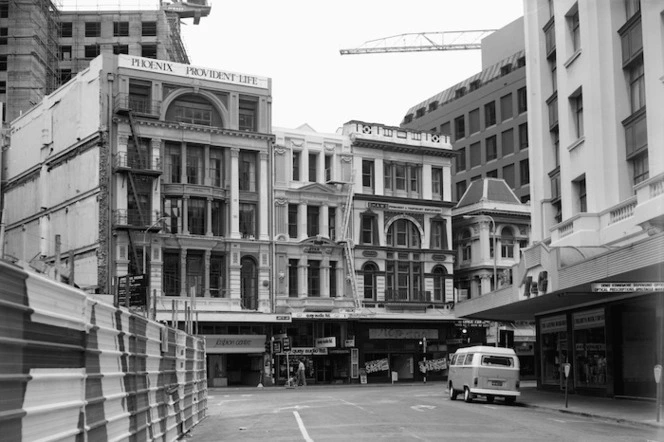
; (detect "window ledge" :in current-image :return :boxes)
[567,136,585,152]
[564,49,582,69]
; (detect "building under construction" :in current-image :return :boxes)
[0,0,210,122]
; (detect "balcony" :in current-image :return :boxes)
[114,209,163,230]
[114,151,162,175]
[114,93,161,117]
[384,289,435,304]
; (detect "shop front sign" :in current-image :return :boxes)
[591,282,664,293]
[369,328,439,340]
[540,315,567,333]
[315,337,337,348]
[280,347,328,356]
[205,334,266,354]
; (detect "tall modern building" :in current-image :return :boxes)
[0,0,210,122]
[401,18,531,204]
[455,0,664,399]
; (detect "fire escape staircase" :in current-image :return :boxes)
[340,177,361,310]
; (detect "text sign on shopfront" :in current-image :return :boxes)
[205,335,266,354]
[369,329,439,340]
[315,337,336,348]
[540,315,567,333]
[573,309,605,329]
[591,282,664,292]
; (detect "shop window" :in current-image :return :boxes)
[573,309,606,388]
[540,315,568,387]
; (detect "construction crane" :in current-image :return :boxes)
[339,30,496,55]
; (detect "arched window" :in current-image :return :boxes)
[165,93,223,127]
[363,263,378,300]
[432,266,448,302]
[462,229,472,261]
[386,219,421,248]
[240,256,257,310]
[501,227,515,258]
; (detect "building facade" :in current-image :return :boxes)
[455,0,664,399]
[401,18,531,204]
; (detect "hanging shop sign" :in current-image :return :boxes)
[205,335,266,354]
[591,282,664,293]
[315,337,337,348]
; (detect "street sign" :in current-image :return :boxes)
[273,341,282,354]
[117,274,146,307]
[282,337,291,352]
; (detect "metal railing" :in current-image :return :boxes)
[115,151,162,172]
[114,93,161,116]
[384,289,433,303]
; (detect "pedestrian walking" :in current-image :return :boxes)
[297,359,307,386]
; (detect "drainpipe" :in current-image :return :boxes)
[106,72,115,296]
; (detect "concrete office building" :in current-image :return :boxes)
[401,18,530,204]
[455,0,664,399]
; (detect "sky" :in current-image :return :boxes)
[177,0,525,134]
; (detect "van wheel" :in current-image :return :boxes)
[505,396,516,405]
[464,387,473,403]
[486,395,494,404]
[449,384,457,400]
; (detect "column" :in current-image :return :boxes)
[320,204,329,239]
[375,157,384,196]
[480,274,492,295]
[321,258,330,298]
[422,164,432,200]
[479,221,491,263]
[179,248,187,297]
[259,152,269,240]
[317,151,325,183]
[206,197,213,236]
[182,196,190,235]
[180,141,187,183]
[302,149,309,182]
[230,147,240,239]
[298,257,307,298]
[204,250,211,297]
[298,202,307,240]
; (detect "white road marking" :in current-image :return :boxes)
[274,404,310,413]
[549,418,567,423]
[410,405,436,412]
[339,398,371,413]
[294,411,314,442]
[483,405,498,409]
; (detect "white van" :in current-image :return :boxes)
[448,346,520,404]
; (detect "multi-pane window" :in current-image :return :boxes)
[113,21,129,37]
[385,260,423,301]
[113,45,129,55]
[430,219,448,250]
[239,151,256,191]
[625,111,647,157]
[239,99,257,131]
[329,261,337,297]
[503,164,515,188]
[210,254,225,297]
[307,206,319,237]
[501,227,515,258]
[307,260,321,297]
[308,153,317,182]
[470,142,481,168]
[360,213,378,245]
[409,165,419,192]
[486,136,497,161]
[395,164,406,190]
[469,108,480,134]
[520,159,530,185]
[548,94,559,129]
[288,259,299,297]
[186,145,203,184]
[454,115,466,140]
[324,155,332,182]
[85,22,100,37]
[362,159,374,188]
[500,93,513,121]
[141,44,157,59]
[632,151,649,185]
[60,22,73,38]
[59,45,72,60]
[292,151,300,181]
[328,207,337,240]
[502,129,514,155]
[517,87,527,113]
[576,177,587,213]
[432,167,443,199]
[188,198,205,235]
[209,149,223,187]
[572,92,584,138]
[142,21,157,36]
[163,197,181,234]
[164,142,181,183]
[239,203,256,238]
[84,44,100,58]
[288,204,298,238]
[60,69,72,84]
[484,101,496,127]
[432,267,447,302]
[363,263,378,300]
[519,123,529,150]
[629,62,645,113]
[569,7,580,52]
[211,201,224,236]
[386,219,420,248]
[461,230,472,261]
[163,252,180,296]
[456,181,467,201]
[456,148,466,172]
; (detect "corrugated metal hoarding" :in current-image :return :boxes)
[0,260,207,441]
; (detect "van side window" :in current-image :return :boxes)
[481,355,514,367]
[450,355,457,365]
[463,353,474,365]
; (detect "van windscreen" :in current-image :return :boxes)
[481,355,513,367]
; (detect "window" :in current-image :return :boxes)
[486,169,498,178]
[239,203,256,238]
[239,98,257,131]
[85,22,100,37]
[456,148,466,172]
[517,56,526,68]
[209,254,225,297]
[428,101,438,112]
[169,94,216,126]
[454,115,465,140]
[113,45,129,55]
[632,150,649,185]
[517,87,527,113]
[239,151,257,192]
[0,27,7,45]
[163,252,181,296]
[501,129,514,155]
[142,44,157,59]
[416,107,425,118]
[469,79,481,91]
[385,260,423,302]
[432,266,447,302]
[386,219,420,248]
[360,212,378,245]
[59,45,72,60]
[211,201,224,236]
[395,164,406,190]
[113,21,129,37]
[308,153,317,182]
[288,204,298,238]
[307,206,319,237]
[440,122,451,136]
[571,92,584,138]
[520,159,530,185]
[329,261,337,297]
[164,142,181,184]
[501,65,512,76]
[307,260,321,297]
[484,101,496,127]
[568,7,580,52]
[628,61,645,113]
[456,181,468,201]
[163,197,181,234]
[84,44,100,58]
[469,108,480,134]
[409,165,419,193]
[328,207,336,240]
[188,198,205,235]
[0,81,5,94]
[60,22,72,38]
[186,144,203,184]
[550,58,558,92]
[519,123,529,150]
[363,263,377,300]
[432,167,443,199]
[470,142,481,168]
[209,149,223,187]
[482,355,514,367]
[624,111,647,157]
[324,155,332,182]
[461,230,472,261]
[142,21,157,36]
[288,259,299,297]
[362,159,374,189]
[500,93,513,121]
[503,164,515,188]
[455,87,466,98]
[292,151,300,181]
[430,219,448,250]
[485,136,497,161]
[501,227,514,258]
[575,177,587,213]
